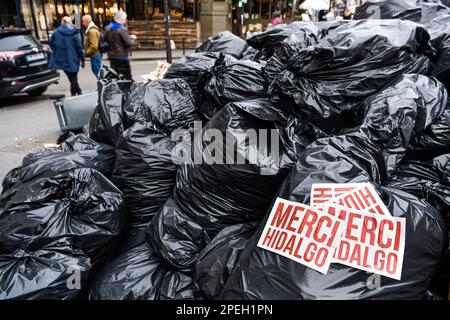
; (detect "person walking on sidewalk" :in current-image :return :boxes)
[49,16,85,96]
[82,15,102,78]
[104,10,136,80]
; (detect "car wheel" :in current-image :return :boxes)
[27,86,48,96]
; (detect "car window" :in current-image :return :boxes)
[0,35,38,51]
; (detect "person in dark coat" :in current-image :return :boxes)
[48,16,85,96]
[104,10,136,80]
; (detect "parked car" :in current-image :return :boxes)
[0,28,59,99]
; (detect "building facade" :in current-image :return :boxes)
[1,0,364,44]
[1,0,200,41]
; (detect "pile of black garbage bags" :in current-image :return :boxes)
[1,0,450,300]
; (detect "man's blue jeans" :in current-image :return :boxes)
[90,53,103,78]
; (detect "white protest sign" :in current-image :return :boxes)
[258,197,344,274]
[323,202,405,280]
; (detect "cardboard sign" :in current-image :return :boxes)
[258,198,344,274]
[323,202,405,280]
[310,183,366,207]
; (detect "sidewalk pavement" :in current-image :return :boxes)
[97,49,195,61]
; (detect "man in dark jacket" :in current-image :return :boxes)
[49,16,85,96]
[104,10,136,80]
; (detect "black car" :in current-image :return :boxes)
[0,28,59,99]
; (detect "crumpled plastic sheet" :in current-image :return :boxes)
[164,52,236,95]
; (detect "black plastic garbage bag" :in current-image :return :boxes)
[194,222,257,300]
[0,168,124,267]
[197,55,267,119]
[19,133,112,167]
[406,101,450,160]
[89,231,194,300]
[174,99,300,238]
[265,74,444,200]
[96,65,121,82]
[2,134,115,192]
[146,198,210,272]
[389,155,450,229]
[246,22,314,58]
[123,79,198,131]
[393,2,450,21]
[195,31,247,59]
[246,24,293,58]
[263,23,323,91]
[219,74,447,299]
[0,238,91,300]
[257,76,424,191]
[164,52,236,95]
[241,46,264,62]
[279,115,327,163]
[354,1,450,92]
[388,75,449,161]
[267,19,434,133]
[389,155,450,299]
[89,66,134,146]
[426,15,450,92]
[112,123,179,234]
[354,0,418,19]
[263,21,347,88]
